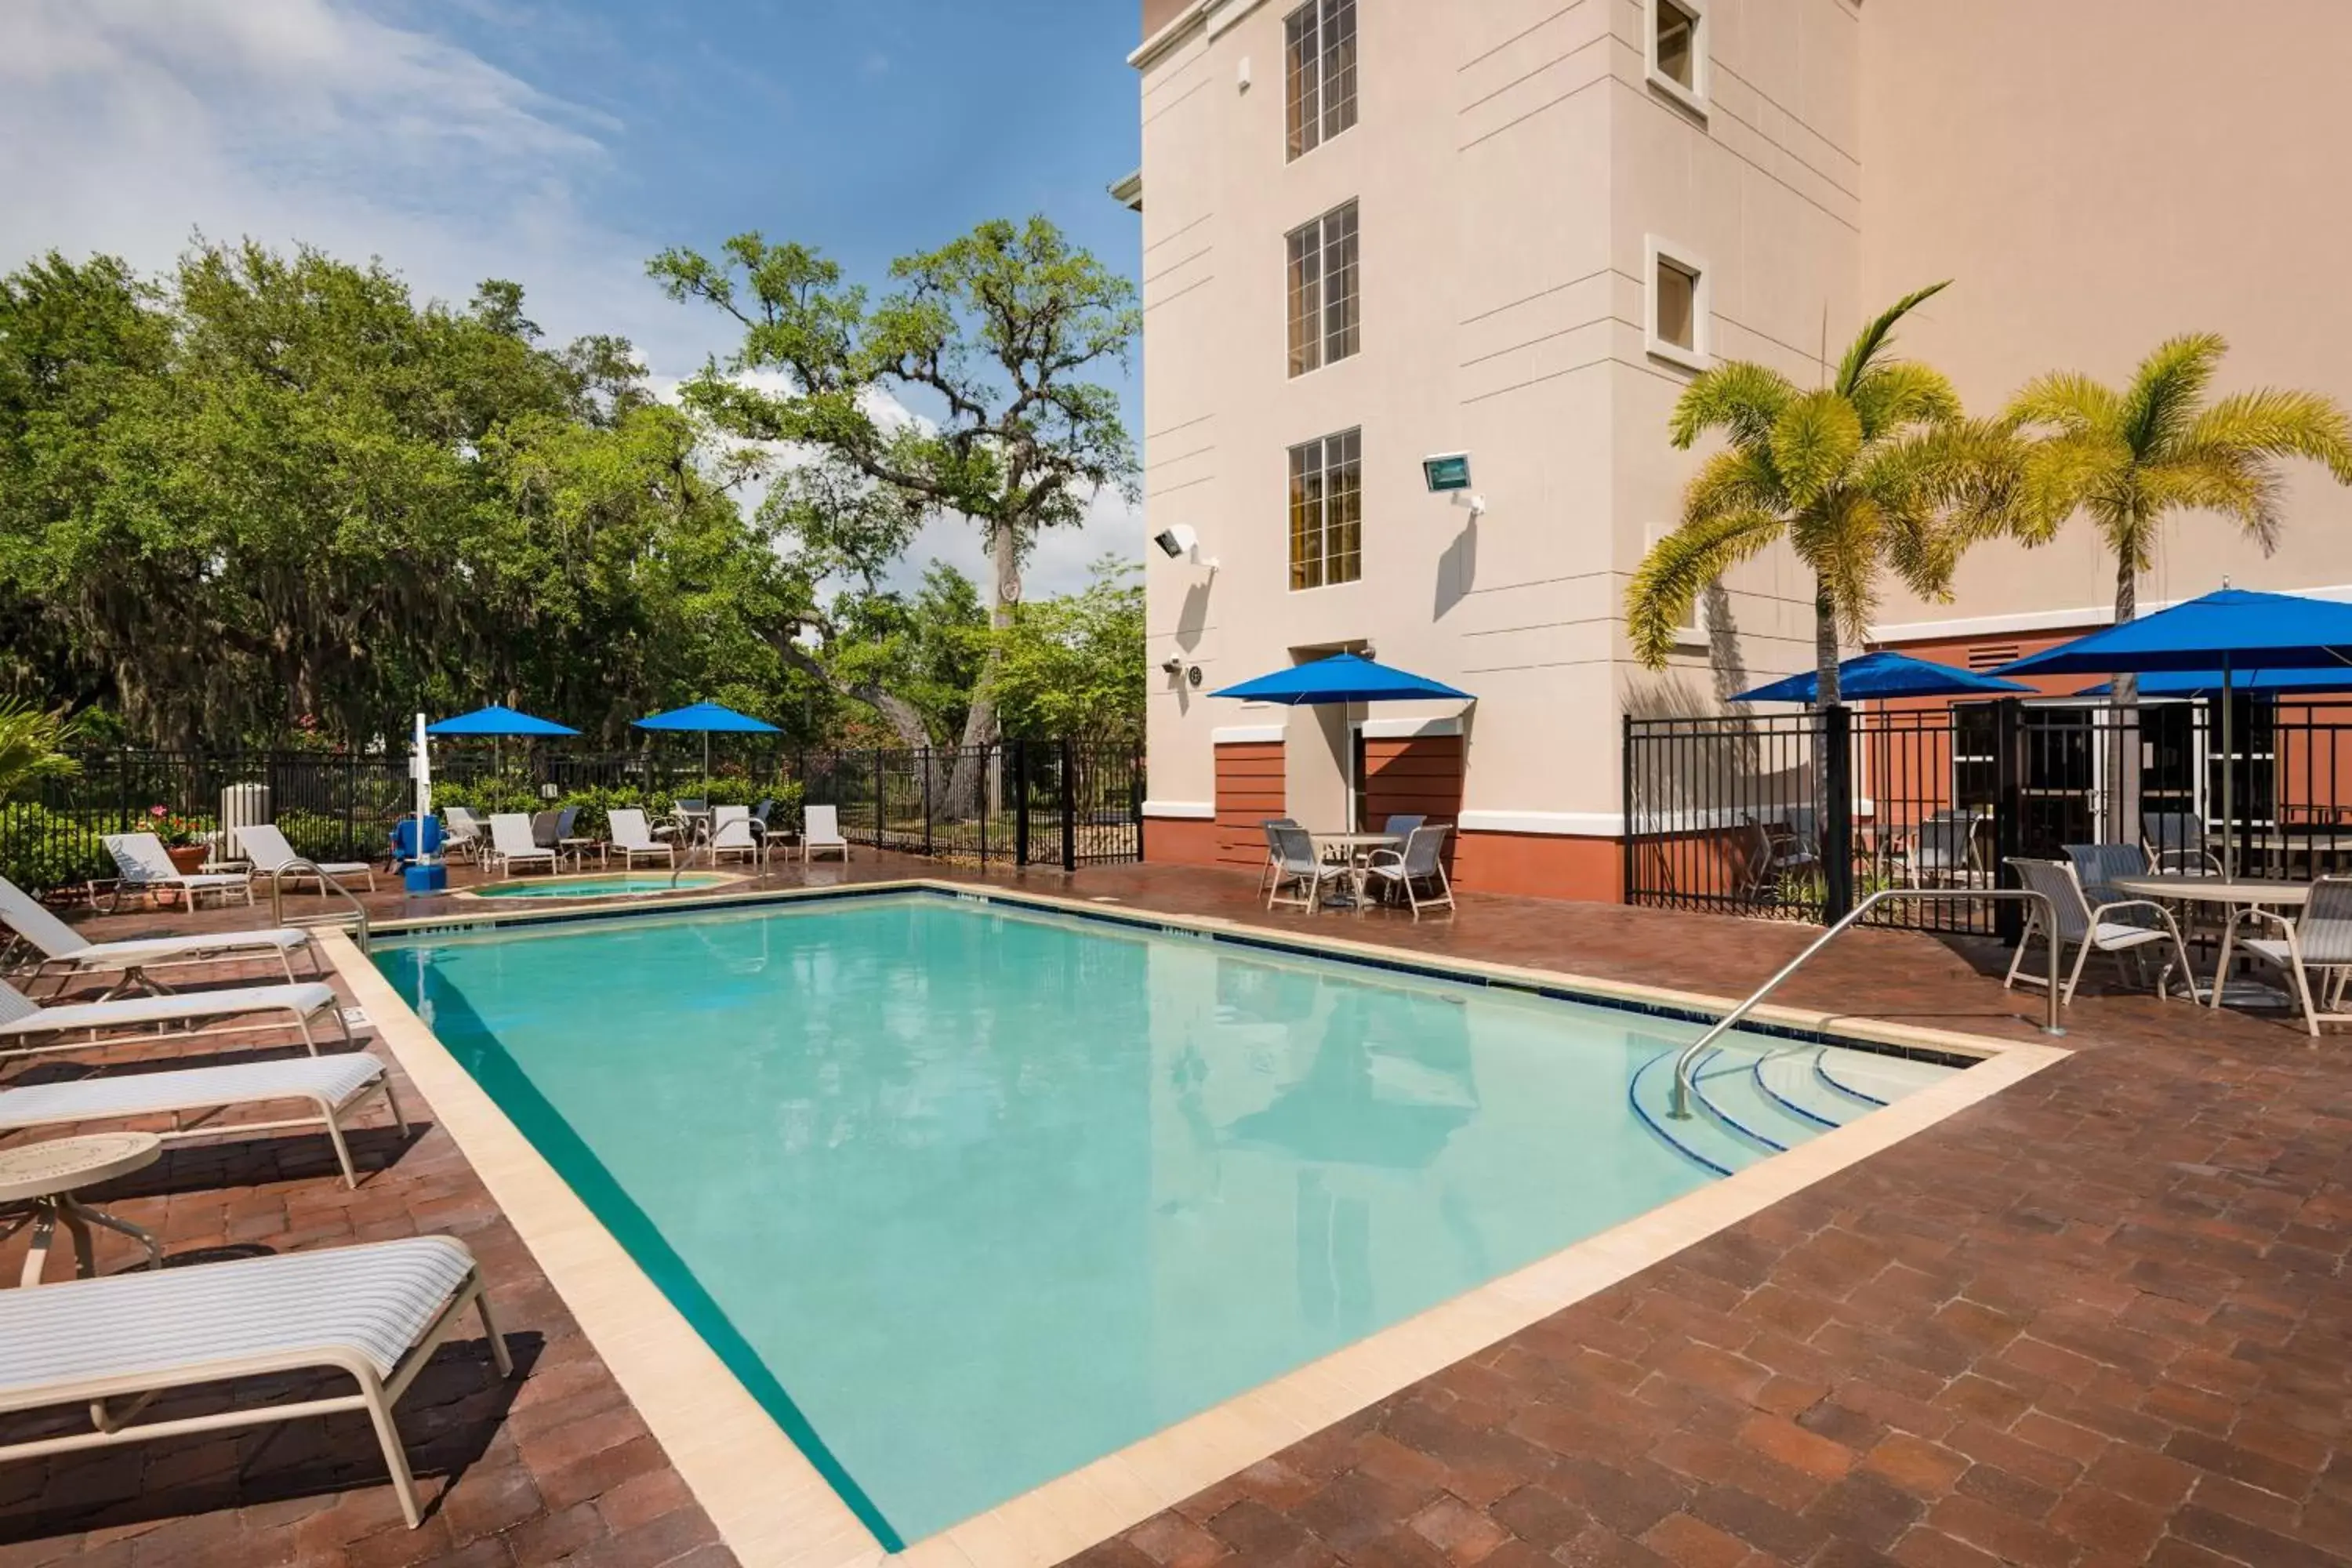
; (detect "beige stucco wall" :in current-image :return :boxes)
[1860,0,2352,650]
[1136,0,1864,833]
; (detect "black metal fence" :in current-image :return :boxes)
[1,742,1143,893]
[1624,696,2352,933]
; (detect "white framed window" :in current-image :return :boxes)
[1644,235,1711,372]
[1288,429,1363,590]
[1646,0,1708,116]
[1284,0,1359,161]
[1285,199,1360,378]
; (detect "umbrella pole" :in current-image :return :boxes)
[2221,652,2234,881]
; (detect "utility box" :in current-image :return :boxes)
[220,783,271,860]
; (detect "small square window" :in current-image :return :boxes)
[1646,0,1708,114]
[1644,236,1709,372]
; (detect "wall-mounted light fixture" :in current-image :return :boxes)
[1422,452,1487,520]
[1152,524,1221,574]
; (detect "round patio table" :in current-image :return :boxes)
[1308,832,1402,907]
[2112,874,2312,1010]
[0,1131,164,1287]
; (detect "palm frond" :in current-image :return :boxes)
[2005,370,2122,437]
[1853,423,2013,590]
[1667,361,1797,451]
[1831,280,1951,397]
[1849,361,1961,441]
[2013,430,2130,542]
[2180,387,2352,483]
[1789,493,1884,644]
[1624,509,1785,669]
[1682,445,1788,526]
[2143,450,2285,554]
[1769,390,1863,508]
[2119,332,2226,459]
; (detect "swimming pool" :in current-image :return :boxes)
[374,892,1959,1547]
[466,872,730,899]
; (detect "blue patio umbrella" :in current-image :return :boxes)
[2078,667,2352,698]
[1733,651,2030,704]
[423,704,579,778]
[1210,652,1473,706]
[633,701,782,785]
[1991,588,2352,875]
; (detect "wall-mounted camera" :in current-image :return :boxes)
[1152,523,1220,574]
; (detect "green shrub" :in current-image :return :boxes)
[0,803,117,892]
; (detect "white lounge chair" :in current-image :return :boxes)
[802,804,849,863]
[0,1235,512,1529]
[1266,824,1350,913]
[2216,874,2352,1039]
[485,815,557,878]
[0,975,352,1059]
[710,806,763,866]
[1366,824,1457,919]
[235,824,378,894]
[441,807,488,863]
[0,1054,403,1189]
[0,874,318,995]
[604,809,674,869]
[101,833,252,912]
[2004,857,2193,1007]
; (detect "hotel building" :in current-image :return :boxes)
[1122,0,2352,901]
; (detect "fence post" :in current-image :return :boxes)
[344,752,357,861]
[1061,739,1076,872]
[873,750,885,854]
[1014,739,1030,866]
[1822,704,1854,923]
[978,746,989,866]
[1621,713,1635,906]
[922,748,934,858]
[1993,696,2025,944]
[1133,746,1145,863]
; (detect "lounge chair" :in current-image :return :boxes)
[236,824,378,894]
[441,808,488,863]
[802,805,849,863]
[2004,857,2193,1007]
[1266,824,1350,913]
[2216,874,2352,1038]
[100,834,252,912]
[605,809,674,869]
[1905,811,1980,887]
[0,874,318,995]
[710,806,763,866]
[485,815,557,878]
[2143,810,2220,876]
[0,1054,404,1189]
[1365,824,1456,919]
[0,1235,513,1530]
[0,974,352,1059]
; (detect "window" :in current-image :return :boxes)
[1286,201,1360,376]
[1285,0,1358,160]
[1644,235,1710,372]
[1646,0,1708,114]
[1288,430,1362,590]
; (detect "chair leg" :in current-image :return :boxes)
[359,1374,423,1530]
[319,1099,360,1189]
[2210,918,2238,1010]
[2002,914,2040,991]
[2062,938,2095,1007]
[2288,956,2321,1040]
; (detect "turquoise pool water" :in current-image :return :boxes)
[373,895,1784,1544]
[468,873,728,899]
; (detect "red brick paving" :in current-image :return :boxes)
[5,855,2350,1566]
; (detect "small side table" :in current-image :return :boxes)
[557,837,598,872]
[0,1132,165,1287]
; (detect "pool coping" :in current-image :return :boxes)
[454,868,752,902]
[323,881,2069,1568]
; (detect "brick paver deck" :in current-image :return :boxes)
[2,855,2345,1567]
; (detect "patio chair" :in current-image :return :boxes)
[1737,816,1821,904]
[485,815,557,878]
[0,874,318,995]
[1906,811,1980,887]
[2063,842,2148,908]
[2215,874,2352,1038]
[710,806,764,866]
[803,805,850,863]
[0,1235,513,1530]
[0,973,352,1059]
[604,810,674,869]
[0,1053,405,1189]
[1265,824,1350,913]
[441,807,488,863]
[1257,818,1300,897]
[1364,825,1455,919]
[100,834,252,913]
[1381,815,1427,839]
[748,799,776,844]
[2004,857,2193,1007]
[528,808,563,849]
[235,824,378,895]
[2143,810,2221,876]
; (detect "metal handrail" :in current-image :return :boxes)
[266,858,372,954]
[1669,888,2063,1121]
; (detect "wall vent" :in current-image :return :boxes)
[1965,643,2020,671]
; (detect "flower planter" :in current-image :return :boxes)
[165,845,211,875]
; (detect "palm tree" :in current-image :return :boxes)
[0,701,79,802]
[2003,333,2352,704]
[1628,282,1991,706]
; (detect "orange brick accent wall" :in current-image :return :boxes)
[1451,831,1624,902]
[1363,736,1463,830]
[1213,741,1287,869]
[1141,815,1220,866]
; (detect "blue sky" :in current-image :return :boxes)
[0,0,1145,592]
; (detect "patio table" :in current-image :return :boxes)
[0,1131,163,1286]
[1308,832,1401,907]
[2112,874,2312,1009]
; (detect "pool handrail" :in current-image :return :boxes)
[1668,887,2063,1123]
[266,858,372,955]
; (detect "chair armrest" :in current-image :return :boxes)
[2227,906,2296,936]
[2087,898,2184,931]
[1366,849,1404,869]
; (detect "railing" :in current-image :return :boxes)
[266,859,372,955]
[1668,887,2064,1122]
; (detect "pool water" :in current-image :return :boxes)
[468,872,728,899]
[375,895,1918,1545]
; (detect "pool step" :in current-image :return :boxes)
[1632,1044,1956,1175]
[1626,1049,1772,1176]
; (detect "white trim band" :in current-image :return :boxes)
[1358,716,1464,739]
[1211,724,1287,745]
[1142,800,1216,820]
[1459,810,1623,837]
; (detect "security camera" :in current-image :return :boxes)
[1160,655,1185,676]
[1152,524,1220,573]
